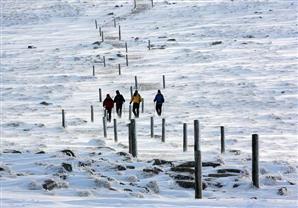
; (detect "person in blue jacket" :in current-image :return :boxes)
[153,90,164,116]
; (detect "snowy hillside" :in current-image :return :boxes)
[1,0,298,207]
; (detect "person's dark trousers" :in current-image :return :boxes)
[107,109,112,122]
[116,104,122,117]
[156,103,162,116]
[132,103,140,117]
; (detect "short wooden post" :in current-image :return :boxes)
[133,0,136,9]
[150,116,154,138]
[220,126,225,153]
[99,27,101,36]
[130,86,133,98]
[95,20,98,29]
[101,31,104,42]
[252,134,259,188]
[148,40,151,50]
[103,117,107,138]
[113,18,116,27]
[103,56,106,67]
[134,76,138,89]
[129,104,132,120]
[151,0,154,7]
[118,25,121,41]
[141,98,144,113]
[91,105,94,122]
[195,150,203,199]
[98,88,102,102]
[162,118,165,142]
[194,120,200,152]
[162,75,165,89]
[183,123,187,152]
[125,42,128,53]
[62,109,65,128]
[130,119,137,157]
[118,64,121,75]
[128,123,132,154]
[126,54,128,66]
[113,119,118,142]
[92,65,95,76]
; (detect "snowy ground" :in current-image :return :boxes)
[1,0,298,207]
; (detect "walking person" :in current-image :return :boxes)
[130,90,142,118]
[113,90,125,117]
[103,94,114,122]
[153,90,164,116]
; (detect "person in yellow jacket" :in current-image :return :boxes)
[130,90,142,118]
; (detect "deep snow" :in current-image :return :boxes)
[1,0,298,207]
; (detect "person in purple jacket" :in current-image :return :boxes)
[153,90,164,116]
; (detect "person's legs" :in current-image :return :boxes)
[107,109,112,122]
[136,103,139,117]
[132,103,137,117]
[156,104,162,116]
[118,104,122,117]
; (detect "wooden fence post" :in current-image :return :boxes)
[91,105,94,122]
[128,123,132,154]
[133,0,136,9]
[129,104,132,120]
[92,65,95,76]
[162,118,165,142]
[101,31,104,42]
[162,75,165,89]
[134,76,138,89]
[95,20,98,29]
[183,123,187,152]
[252,134,259,188]
[103,117,107,138]
[62,109,65,128]
[195,150,203,199]
[118,64,121,75]
[130,86,133,98]
[113,119,118,142]
[118,25,121,41]
[220,126,225,153]
[98,88,102,102]
[126,54,128,66]
[125,42,128,53]
[130,119,137,157]
[194,120,200,152]
[148,40,151,50]
[141,98,144,113]
[99,27,101,36]
[151,0,154,7]
[103,56,106,67]
[113,18,116,27]
[150,116,154,138]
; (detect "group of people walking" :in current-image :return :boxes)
[103,89,165,122]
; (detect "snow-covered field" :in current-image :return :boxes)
[1,0,298,207]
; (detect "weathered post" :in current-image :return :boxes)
[98,88,102,102]
[102,117,107,138]
[95,20,98,29]
[141,98,144,113]
[130,119,137,157]
[151,0,154,7]
[162,75,165,89]
[252,134,259,188]
[183,123,187,152]
[148,40,151,50]
[92,65,95,76]
[103,56,106,67]
[195,150,203,199]
[125,42,128,53]
[162,118,165,142]
[118,64,121,75]
[150,116,154,138]
[130,86,133,98]
[133,0,136,9]
[128,122,132,154]
[126,54,128,66]
[101,31,104,42]
[220,126,225,153]
[99,27,101,36]
[134,76,138,89]
[62,109,65,128]
[91,105,94,122]
[113,18,116,27]
[118,25,121,41]
[129,104,132,120]
[194,120,200,152]
[113,118,118,142]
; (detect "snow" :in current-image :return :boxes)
[1,0,298,207]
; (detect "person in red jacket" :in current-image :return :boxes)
[103,94,114,122]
